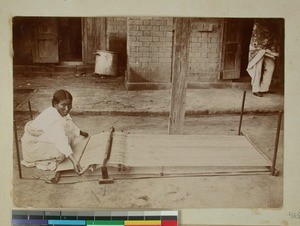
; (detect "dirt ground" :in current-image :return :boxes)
[12,113,283,209]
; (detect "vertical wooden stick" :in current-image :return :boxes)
[238,91,246,135]
[13,120,23,179]
[103,126,115,166]
[99,127,115,184]
[28,101,33,120]
[271,111,283,176]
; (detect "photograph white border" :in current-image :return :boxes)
[1,0,300,225]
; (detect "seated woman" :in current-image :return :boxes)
[21,89,89,174]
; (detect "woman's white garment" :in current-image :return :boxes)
[247,48,275,93]
[21,107,80,165]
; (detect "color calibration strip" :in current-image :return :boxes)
[12,210,178,226]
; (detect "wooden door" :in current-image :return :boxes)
[220,19,242,80]
[58,18,82,61]
[82,17,107,64]
[32,18,59,63]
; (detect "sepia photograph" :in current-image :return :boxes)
[12,16,285,209]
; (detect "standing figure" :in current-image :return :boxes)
[21,89,89,173]
[247,19,280,97]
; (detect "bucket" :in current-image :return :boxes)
[94,50,118,76]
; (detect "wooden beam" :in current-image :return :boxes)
[168,18,191,135]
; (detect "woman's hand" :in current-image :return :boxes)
[73,161,82,174]
[80,130,89,138]
[69,154,82,174]
[266,49,279,57]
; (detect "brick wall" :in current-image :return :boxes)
[107,17,127,34]
[13,17,222,86]
[127,17,174,83]
[127,17,223,87]
[106,17,127,74]
[188,18,222,82]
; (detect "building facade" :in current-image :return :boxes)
[13,17,284,90]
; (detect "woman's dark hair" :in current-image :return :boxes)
[52,89,73,106]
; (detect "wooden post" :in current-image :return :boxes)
[13,120,23,179]
[238,91,246,135]
[168,18,191,135]
[271,111,283,176]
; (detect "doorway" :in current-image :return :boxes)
[220,18,254,82]
[58,18,82,62]
[13,17,83,64]
[237,18,284,92]
[239,19,254,80]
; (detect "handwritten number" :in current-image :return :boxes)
[289,211,300,219]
